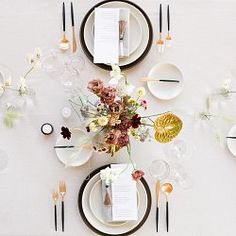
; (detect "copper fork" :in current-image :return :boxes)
[156,4,164,53]
[59,181,67,232]
[52,190,59,232]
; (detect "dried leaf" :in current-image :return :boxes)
[154,113,182,143]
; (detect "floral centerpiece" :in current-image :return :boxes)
[60,66,182,180]
[64,65,183,163]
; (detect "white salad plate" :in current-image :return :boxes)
[55,128,93,167]
[147,63,184,100]
[227,125,236,157]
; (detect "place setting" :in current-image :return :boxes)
[80,0,153,70]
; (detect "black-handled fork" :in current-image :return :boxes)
[59,181,67,232]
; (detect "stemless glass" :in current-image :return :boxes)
[42,49,64,77]
[149,159,170,180]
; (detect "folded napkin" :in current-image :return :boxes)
[101,164,137,222]
[93,8,130,64]
[119,8,130,58]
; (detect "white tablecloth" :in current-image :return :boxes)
[1,0,236,235]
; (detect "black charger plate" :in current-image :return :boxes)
[78,164,152,236]
[80,0,153,71]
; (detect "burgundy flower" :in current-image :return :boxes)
[87,79,104,95]
[60,126,71,140]
[100,87,116,105]
[131,114,141,128]
[105,130,119,145]
[117,132,129,147]
[116,118,132,131]
[132,170,145,181]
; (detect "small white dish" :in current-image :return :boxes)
[55,128,93,167]
[147,63,184,100]
[227,125,236,157]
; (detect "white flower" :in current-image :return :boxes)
[18,76,27,94]
[136,87,146,97]
[116,81,135,96]
[27,48,42,68]
[97,116,109,126]
[27,53,34,65]
[34,47,42,59]
[4,76,11,87]
[89,122,98,132]
[109,64,123,86]
[100,167,120,185]
[110,64,121,78]
[0,86,4,97]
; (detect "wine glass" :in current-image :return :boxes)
[170,163,193,189]
[165,139,194,163]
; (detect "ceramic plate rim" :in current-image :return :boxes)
[78,164,152,236]
[227,125,236,157]
[80,0,153,71]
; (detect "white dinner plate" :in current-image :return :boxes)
[147,63,184,100]
[227,125,236,157]
[80,0,153,70]
[78,165,151,236]
[55,128,93,167]
[90,11,142,56]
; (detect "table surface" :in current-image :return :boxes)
[1,0,236,235]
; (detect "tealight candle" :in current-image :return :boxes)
[61,106,72,119]
[41,123,54,135]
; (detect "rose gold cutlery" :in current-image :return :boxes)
[155,180,161,232]
[59,2,70,51]
[156,4,164,53]
[165,5,172,47]
[52,190,59,232]
[71,2,77,53]
[161,183,173,232]
[140,77,180,83]
[59,181,67,232]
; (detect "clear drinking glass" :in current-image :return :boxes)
[170,163,193,189]
[165,139,194,163]
[149,159,170,180]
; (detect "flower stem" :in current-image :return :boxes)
[141,111,170,119]
[23,66,34,79]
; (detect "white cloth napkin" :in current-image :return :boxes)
[101,164,137,222]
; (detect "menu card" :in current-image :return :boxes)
[110,164,138,221]
[93,8,119,64]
